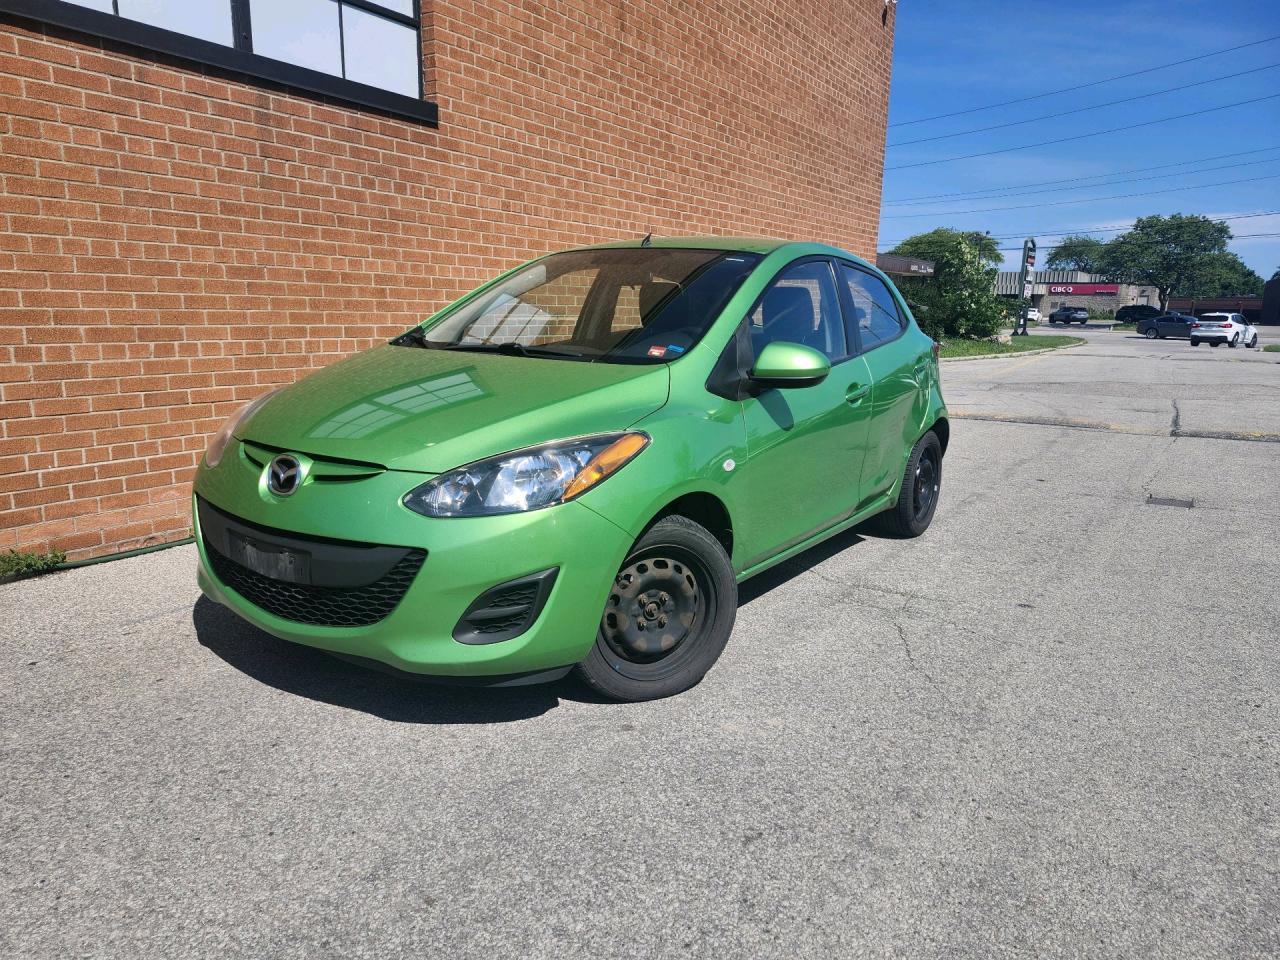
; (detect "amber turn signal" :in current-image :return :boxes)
[563,433,650,501]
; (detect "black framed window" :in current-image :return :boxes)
[838,262,905,353]
[2,0,435,123]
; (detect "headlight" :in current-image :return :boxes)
[404,433,649,517]
[203,389,280,468]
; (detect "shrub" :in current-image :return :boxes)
[0,549,67,580]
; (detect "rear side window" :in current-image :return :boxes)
[839,263,904,351]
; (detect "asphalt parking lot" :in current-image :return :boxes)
[3,329,1278,959]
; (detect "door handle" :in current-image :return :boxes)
[845,383,869,404]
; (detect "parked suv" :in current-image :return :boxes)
[1190,312,1258,348]
[1048,305,1089,324]
[1116,304,1162,324]
[1136,313,1196,339]
[193,239,949,701]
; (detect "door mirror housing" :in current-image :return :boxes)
[748,341,831,389]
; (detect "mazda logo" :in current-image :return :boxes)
[267,454,301,497]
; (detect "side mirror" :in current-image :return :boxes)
[749,341,831,389]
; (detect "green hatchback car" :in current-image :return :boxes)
[194,237,948,701]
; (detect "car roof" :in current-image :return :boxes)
[568,235,879,271]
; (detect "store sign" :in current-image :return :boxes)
[1048,283,1118,295]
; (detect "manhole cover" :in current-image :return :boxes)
[1146,495,1193,509]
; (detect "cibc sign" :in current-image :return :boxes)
[1049,283,1118,295]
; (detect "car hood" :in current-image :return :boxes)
[238,345,671,473]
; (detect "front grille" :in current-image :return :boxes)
[205,538,425,627]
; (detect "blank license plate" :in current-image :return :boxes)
[228,532,311,584]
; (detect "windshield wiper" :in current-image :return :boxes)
[442,342,590,360]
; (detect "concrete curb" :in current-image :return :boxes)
[940,340,1086,363]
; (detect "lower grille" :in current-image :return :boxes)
[205,538,425,627]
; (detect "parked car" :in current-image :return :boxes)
[1136,313,1196,339]
[193,239,949,702]
[1115,304,1162,324]
[1024,308,1042,323]
[1048,305,1089,324]
[1190,312,1258,348]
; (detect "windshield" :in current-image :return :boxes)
[403,248,762,363]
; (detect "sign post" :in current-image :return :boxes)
[1014,237,1036,336]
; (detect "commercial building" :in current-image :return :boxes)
[995,270,1158,316]
[0,0,896,560]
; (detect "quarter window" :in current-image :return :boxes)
[748,260,848,362]
[840,264,904,351]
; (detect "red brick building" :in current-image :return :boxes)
[0,0,895,560]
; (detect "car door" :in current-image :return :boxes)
[837,262,929,504]
[735,257,873,567]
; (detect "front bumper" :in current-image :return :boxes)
[192,463,635,678]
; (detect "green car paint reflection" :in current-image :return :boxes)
[194,237,949,702]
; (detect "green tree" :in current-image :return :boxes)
[1180,251,1264,297]
[1045,235,1106,273]
[888,229,1009,340]
[1096,214,1230,310]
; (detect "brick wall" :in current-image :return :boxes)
[0,0,895,560]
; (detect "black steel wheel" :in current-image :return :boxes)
[879,430,943,538]
[576,515,736,701]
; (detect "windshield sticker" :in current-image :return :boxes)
[646,345,668,358]
[666,344,686,355]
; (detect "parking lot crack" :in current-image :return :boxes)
[1170,399,1182,436]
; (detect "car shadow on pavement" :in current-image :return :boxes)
[739,525,868,606]
[193,597,565,723]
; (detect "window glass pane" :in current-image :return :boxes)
[61,0,115,12]
[749,260,847,361]
[342,6,419,96]
[840,264,903,351]
[117,0,234,46]
[368,0,414,15]
[251,0,342,76]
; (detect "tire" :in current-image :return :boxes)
[1229,334,1239,348]
[575,515,736,702]
[1191,339,1200,347]
[1249,335,1258,348]
[1144,327,1157,339]
[878,430,943,539]
[1211,341,1221,348]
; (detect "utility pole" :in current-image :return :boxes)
[1013,237,1036,336]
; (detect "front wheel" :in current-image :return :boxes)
[879,431,943,539]
[1144,328,1158,339]
[575,515,736,702]
[1211,341,1221,348]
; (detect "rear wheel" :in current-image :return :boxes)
[1229,334,1239,348]
[1191,339,1200,347]
[576,515,736,702]
[878,431,942,539]
[1211,341,1221,348]
[1249,335,1258,348]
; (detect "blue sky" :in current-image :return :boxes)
[881,0,1280,278]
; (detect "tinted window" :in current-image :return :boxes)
[116,0,234,45]
[839,263,904,350]
[747,260,847,361]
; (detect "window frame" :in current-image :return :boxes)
[835,259,908,357]
[0,0,436,125]
[740,255,856,367]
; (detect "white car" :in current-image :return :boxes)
[1190,312,1258,349]
[1025,308,1042,322]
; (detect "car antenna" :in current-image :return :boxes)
[640,231,652,247]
